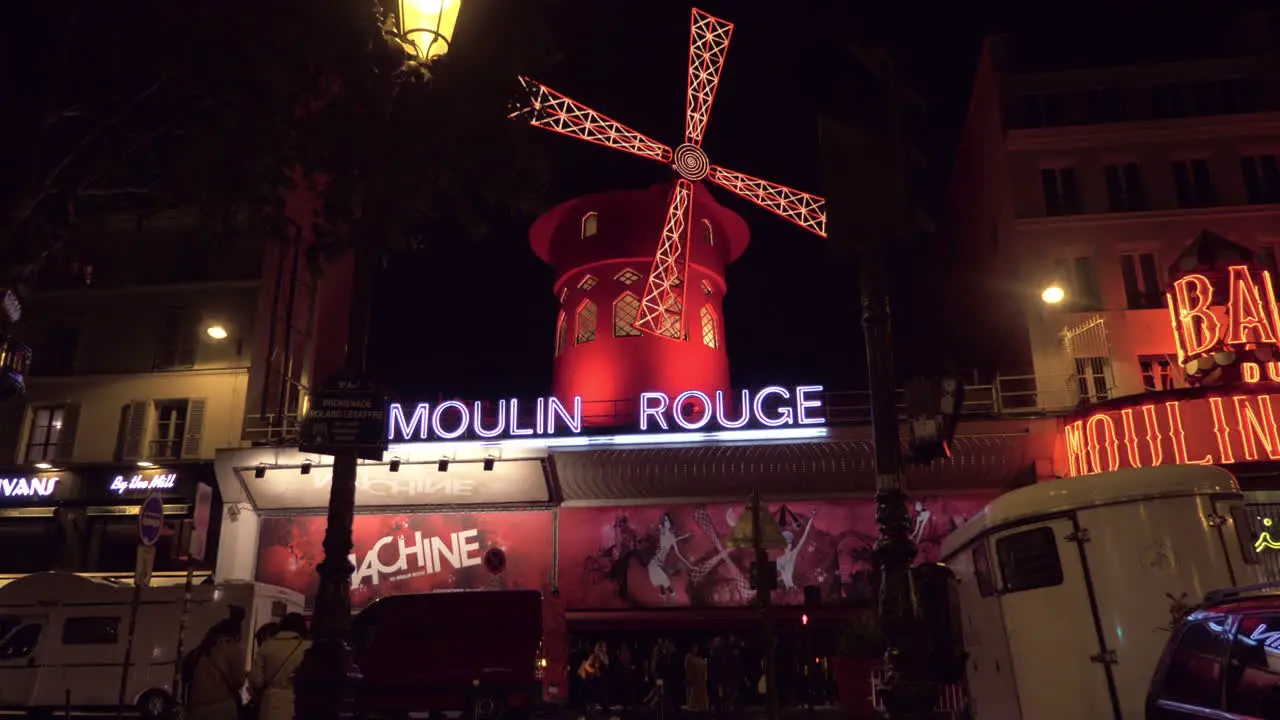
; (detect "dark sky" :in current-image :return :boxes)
[367,1,1263,401]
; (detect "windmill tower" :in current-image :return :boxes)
[530,184,748,427]
[514,8,828,426]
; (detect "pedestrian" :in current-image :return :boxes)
[184,608,246,720]
[684,644,709,712]
[249,612,311,720]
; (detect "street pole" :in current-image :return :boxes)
[751,489,780,720]
[820,48,937,718]
[295,240,376,720]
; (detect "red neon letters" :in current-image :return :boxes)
[1167,265,1280,363]
[1063,393,1280,476]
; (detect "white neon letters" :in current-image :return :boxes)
[0,476,58,498]
[386,385,826,442]
[640,393,670,431]
[753,386,793,427]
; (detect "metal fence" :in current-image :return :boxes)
[870,668,969,717]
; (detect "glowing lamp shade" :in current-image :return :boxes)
[400,0,461,60]
[205,324,229,340]
[1041,285,1066,305]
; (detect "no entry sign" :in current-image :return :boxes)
[483,547,507,576]
[138,494,164,547]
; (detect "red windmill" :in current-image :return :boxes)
[511,8,828,341]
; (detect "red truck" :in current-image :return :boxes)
[350,589,568,719]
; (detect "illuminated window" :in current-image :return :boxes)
[700,306,718,349]
[613,293,642,337]
[700,280,713,296]
[555,311,568,356]
[576,300,597,344]
[558,287,568,304]
[614,268,641,285]
[702,219,713,246]
[24,406,65,463]
[578,275,598,291]
[581,212,598,238]
[661,296,683,339]
[1139,356,1175,392]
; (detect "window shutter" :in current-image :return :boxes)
[53,403,81,462]
[182,398,207,459]
[120,400,150,461]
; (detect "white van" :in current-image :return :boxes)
[940,464,1263,720]
[0,572,304,717]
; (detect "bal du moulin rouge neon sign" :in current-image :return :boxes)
[386,385,826,443]
[1066,265,1280,476]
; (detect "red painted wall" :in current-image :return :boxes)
[530,184,751,426]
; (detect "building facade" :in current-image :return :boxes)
[0,204,352,583]
[946,13,1280,408]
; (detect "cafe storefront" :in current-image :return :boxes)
[0,463,221,586]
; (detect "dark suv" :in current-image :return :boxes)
[1147,583,1280,719]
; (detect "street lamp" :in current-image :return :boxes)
[205,324,229,340]
[294,3,464,720]
[398,0,460,60]
[1041,285,1066,305]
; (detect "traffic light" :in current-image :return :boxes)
[905,375,965,464]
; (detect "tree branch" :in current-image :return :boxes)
[4,73,170,240]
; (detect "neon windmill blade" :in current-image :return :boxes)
[707,165,828,239]
[629,9,734,339]
[511,7,829,341]
[511,77,672,164]
[635,179,696,340]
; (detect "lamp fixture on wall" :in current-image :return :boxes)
[483,456,495,472]
[389,458,402,473]
[437,458,449,472]
[255,464,267,479]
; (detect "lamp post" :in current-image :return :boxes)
[293,4,462,719]
[819,49,937,718]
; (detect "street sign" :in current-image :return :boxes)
[138,494,164,547]
[300,382,389,461]
[483,547,507,576]
[134,544,157,587]
[187,482,214,561]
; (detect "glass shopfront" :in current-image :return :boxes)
[0,463,220,577]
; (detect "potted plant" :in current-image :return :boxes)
[831,608,885,717]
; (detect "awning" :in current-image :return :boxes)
[551,434,1031,503]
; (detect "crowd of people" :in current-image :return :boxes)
[571,633,837,718]
[181,605,312,720]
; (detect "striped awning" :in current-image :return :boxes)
[550,434,1031,502]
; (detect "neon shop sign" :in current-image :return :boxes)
[1167,265,1280,382]
[0,476,59,499]
[387,385,826,443]
[109,473,178,495]
[1255,518,1280,552]
[1063,393,1280,476]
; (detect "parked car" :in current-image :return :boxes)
[1147,582,1280,718]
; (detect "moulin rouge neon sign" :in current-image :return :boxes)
[1063,393,1280,476]
[387,385,826,443]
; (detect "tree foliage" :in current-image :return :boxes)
[0,0,559,289]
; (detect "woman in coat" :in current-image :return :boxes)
[185,619,246,720]
[250,612,311,720]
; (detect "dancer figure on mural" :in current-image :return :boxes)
[606,515,640,600]
[648,513,692,605]
[911,501,933,543]
[776,509,816,591]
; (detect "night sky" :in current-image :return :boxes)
[367,1,1262,401]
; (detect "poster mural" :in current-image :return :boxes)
[256,510,554,608]
[558,496,995,609]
